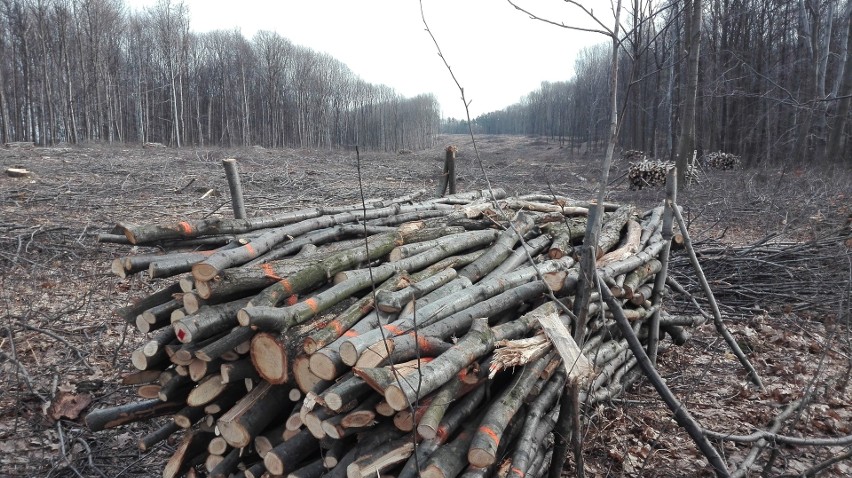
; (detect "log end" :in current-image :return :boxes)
[264,449,286,476]
[250,333,288,384]
[173,322,193,344]
[467,447,496,469]
[338,341,359,367]
[416,423,437,441]
[237,308,252,327]
[192,263,219,282]
[384,385,409,412]
[308,352,338,382]
[218,421,252,449]
[111,258,128,278]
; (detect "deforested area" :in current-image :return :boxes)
[0,135,850,478]
[1,0,852,476]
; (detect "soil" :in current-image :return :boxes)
[0,134,850,477]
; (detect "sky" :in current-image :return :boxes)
[125,0,617,119]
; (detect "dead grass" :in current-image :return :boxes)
[0,135,849,477]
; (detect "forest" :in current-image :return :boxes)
[461,0,852,166]
[0,0,441,151]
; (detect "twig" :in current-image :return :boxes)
[671,201,764,389]
[597,271,731,477]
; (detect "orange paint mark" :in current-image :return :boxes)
[178,221,193,235]
[478,425,499,445]
[244,243,258,257]
[383,324,404,335]
[261,263,281,280]
[344,330,358,337]
[510,467,525,478]
[329,321,343,334]
[436,424,449,441]
[285,295,299,306]
[279,278,293,294]
[417,335,433,353]
[305,298,320,313]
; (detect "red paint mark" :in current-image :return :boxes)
[280,278,293,294]
[178,221,193,235]
[261,263,280,280]
[510,467,525,478]
[285,295,299,306]
[478,425,499,445]
[417,335,433,353]
[305,298,320,313]
[176,328,186,342]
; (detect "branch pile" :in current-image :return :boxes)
[87,189,708,478]
[700,151,741,170]
[671,226,852,316]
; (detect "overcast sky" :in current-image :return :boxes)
[125,0,616,119]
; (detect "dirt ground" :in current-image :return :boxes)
[0,134,850,477]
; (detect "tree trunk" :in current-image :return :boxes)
[677,0,702,187]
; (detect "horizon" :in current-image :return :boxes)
[124,0,616,119]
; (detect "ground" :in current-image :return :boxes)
[0,135,849,477]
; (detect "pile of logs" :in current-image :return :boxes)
[87,188,711,478]
[700,152,741,170]
[627,157,698,190]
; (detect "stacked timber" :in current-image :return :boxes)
[701,151,741,170]
[87,189,702,478]
[627,158,698,190]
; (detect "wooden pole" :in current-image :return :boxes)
[222,158,247,219]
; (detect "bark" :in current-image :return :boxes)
[218,381,289,448]
[243,232,404,310]
[174,298,250,344]
[398,385,487,478]
[376,267,458,313]
[341,261,570,367]
[598,274,730,476]
[194,257,320,300]
[648,168,676,363]
[120,207,325,245]
[163,430,215,478]
[676,0,702,187]
[192,206,444,280]
[826,9,852,163]
[509,372,564,478]
[138,420,181,452]
[383,302,557,411]
[263,428,319,476]
[116,283,183,324]
[222,158,247,219]
[195,327,255,362]
[458,213,535,283]
[482,234,552,282]
[596,206,635,258]
[85,399,184,432]
[468,351,554,468]
[388,230,498,262]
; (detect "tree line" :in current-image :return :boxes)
[461,0,851,165]
[0,0,441,150]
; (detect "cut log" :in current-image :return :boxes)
[85,399,184,432]
[217,381,289,448]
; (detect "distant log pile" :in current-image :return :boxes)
[700,151,741,170]
[623,151,698,190]
[87,186,747,478]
